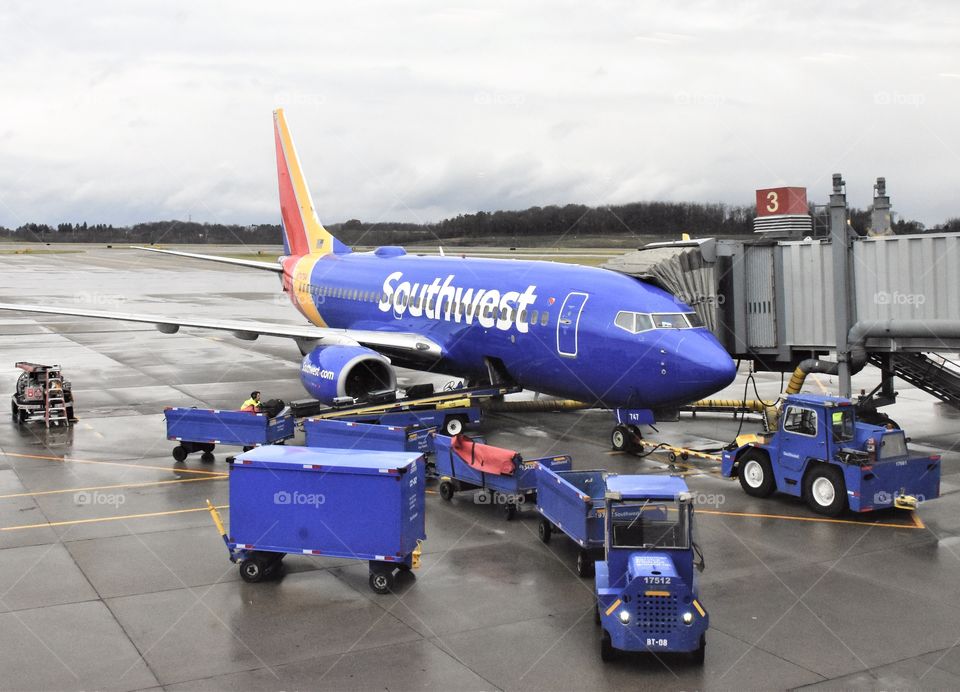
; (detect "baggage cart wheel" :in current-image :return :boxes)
[690,633,706,665]
[438,480,455,502]
[737,449,775,498]
[577,549,595,578]
[611,425,630,452]
[667,451,677,463]
[503,501,517,521]
[239,556,267,583]
[200,451,215,463]
[172,446,188,463]
[600,630,618,662]
[594,603,601,625]
[538,518,552,543]
[442,415,465,437]
[804,465,847,517]
[369,570,394,594]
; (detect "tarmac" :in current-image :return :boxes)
[0,246,958,691]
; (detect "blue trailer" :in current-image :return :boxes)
[721,393,941,515]
[433,434,572,519]
[164,407,295,462]
[330,403,481,437]
[209,445,425,594]
[303,418,435,454]
[595,475,708,663]
[535,467,608,577]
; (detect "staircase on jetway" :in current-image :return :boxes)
[870,352,960,408]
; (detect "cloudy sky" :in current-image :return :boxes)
[1,1,958,228]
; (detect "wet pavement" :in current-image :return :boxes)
[0,247,958,690]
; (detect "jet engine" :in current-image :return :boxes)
[299,345,396,404]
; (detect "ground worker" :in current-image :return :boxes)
[240,390,262,413]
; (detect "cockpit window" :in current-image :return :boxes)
[614,311,702,334]
[614,312,635,332]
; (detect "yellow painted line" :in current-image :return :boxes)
[2,451,224,476]
[0,475,227,500]
[604,599,622,616]
[693,600,705,617]
[699,508,923,530]
[1,504,230,532]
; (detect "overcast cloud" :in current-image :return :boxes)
[0,1,958,228]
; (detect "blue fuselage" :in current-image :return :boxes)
[290,248,736,409]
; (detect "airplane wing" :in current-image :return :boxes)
[0,303,443,360]
[131,246,284,272]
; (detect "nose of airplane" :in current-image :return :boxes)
[669,330,737,402]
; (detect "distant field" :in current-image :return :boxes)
[216,247,624,267]
[0,248,83,255]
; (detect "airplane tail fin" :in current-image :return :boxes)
[273,108,350,257]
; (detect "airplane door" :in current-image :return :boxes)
[556,292,589,357]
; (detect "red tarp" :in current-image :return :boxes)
[451,434,519,476]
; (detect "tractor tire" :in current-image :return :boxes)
[172,446,188,463]
[442,416,465,437]
[369,570,394,594]
[538,518,552,543]
[577,549,595,578]
[804,464,847,516]
[600,630,618,662]
[690,634,706,665]
[737,449,776,498]
[239,556,267,583]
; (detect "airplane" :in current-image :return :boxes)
[0,109,736,439]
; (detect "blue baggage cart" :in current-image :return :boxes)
[535,466,610,576]
[164,406,295,462]
[208,445,425,594]
[303,418,435,454]
[433,434,572,519]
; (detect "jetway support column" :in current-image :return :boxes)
[830,174,856,397]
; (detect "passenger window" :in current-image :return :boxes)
[615,311,635,333]
[518,309,527,323]
[541,311,549,326]
[529,309,538,324]
[783,406,818,436]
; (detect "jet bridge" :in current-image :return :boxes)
[604,176,960,408]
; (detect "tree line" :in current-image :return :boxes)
[0,201,947,246]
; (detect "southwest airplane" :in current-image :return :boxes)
[0,110,736,432]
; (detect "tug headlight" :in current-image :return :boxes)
[618,610,631,624]
[682,611,694,624]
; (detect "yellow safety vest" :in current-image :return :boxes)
[241,398,261,412]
